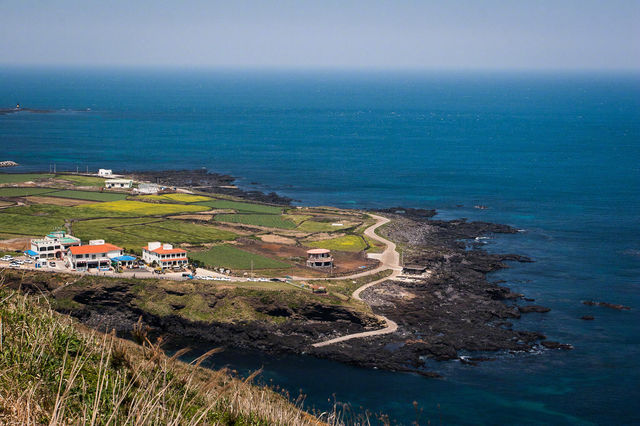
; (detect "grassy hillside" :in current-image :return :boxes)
[0,284,329,425]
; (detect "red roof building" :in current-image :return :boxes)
[142,242,188,269]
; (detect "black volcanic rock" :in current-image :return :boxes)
[518,305,551,313]
[582,300,631,311]
[129,169,293,205]
[541,341,573,350]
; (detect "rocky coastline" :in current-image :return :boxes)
[4,203,570,377]
[129,169,293,205]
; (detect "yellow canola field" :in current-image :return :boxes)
[81,200,208,216]
[140,193,212,203]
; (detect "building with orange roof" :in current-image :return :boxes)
[142,242,188,269]
[66,239,124,270]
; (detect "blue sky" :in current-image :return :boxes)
[1,0,638,70]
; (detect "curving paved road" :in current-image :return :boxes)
[311,213,401,348]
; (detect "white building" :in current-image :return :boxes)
[30,231,81,260]
[137,183,160,194]
[105,179,133,189]
[98,169,113,177]
[67,240,123,270]
[142,242,188,269]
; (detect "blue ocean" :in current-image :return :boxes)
[1,68,639,424]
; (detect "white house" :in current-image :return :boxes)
[105,179,133,189]
[67,240,123,270]
[30,231,81,260]
[142,242,188,269]
[98,169,113,177]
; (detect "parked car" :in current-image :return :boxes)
[49,261,56,267]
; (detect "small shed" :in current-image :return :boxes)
[111,255,136,268]
[24,250,39,258]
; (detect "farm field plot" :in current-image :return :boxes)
[73,218,236,249]
[54,175,105,186]
[215,213,296,229]
[2,204,109,220]
[3,203,146,220]
[139,193,212,203]
[190,245,291,270]
[281,214,312,225]
[0,212,65,236]
[296,220,355,233]
[47,190,128,202]
[197,200,283,214]
[0,187,56,197]
[0,173,54,184]
[306,235,368,252]
[81,200,208,216]
[25,196,94,207]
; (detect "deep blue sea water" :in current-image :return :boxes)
[1,68,639,424]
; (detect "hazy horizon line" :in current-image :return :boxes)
[2,63,639,74]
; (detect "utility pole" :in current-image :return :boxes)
[251,260,254,278]
[86,165,89,174]
[76,166,79,174]
[53,163,56,173]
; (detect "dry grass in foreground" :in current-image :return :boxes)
[0,279,369,425]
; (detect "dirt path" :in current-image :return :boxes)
[310,213,401,348]
[292,213,401,281]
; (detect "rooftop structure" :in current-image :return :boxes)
[306,248,333,269]
[142,242,188,269]
[67,240,123,270]
[30,230,81,259]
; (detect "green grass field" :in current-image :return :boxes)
[190,245,291,270]
[296,220,353,233]
[3,203,135,220]
[197,199,283,214]
[306,234,368,252]
[72,218,237,250]
[139,193,213,203]
[0,173,54,184]
[81,200,208,216]
[0,213,65,236]
[0,187,56,197]
[46,190,128,202]
[215,213,296,229]
[54,175,105,186]
[281,214,312,225]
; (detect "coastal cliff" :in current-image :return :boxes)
[3,208,566,377]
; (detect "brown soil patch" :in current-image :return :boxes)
[239,240,307,259]
[26,196,94,206]
[331,251,378,273]
[169,214,215,221]
[301,232,346,242]
[0,237,32,251]
[259,234,297,245]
